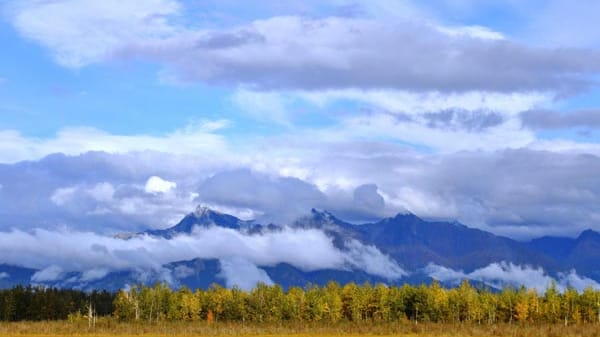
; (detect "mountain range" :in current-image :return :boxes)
[1,206,599,291]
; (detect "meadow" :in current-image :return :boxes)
[1,320,600,337]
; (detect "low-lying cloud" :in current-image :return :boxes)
[218,257,274,290]
[0,224,406,288]
[424,261,599,292]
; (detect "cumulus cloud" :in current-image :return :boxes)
[0,272,9,279]
[145,176,177,194]
[424,261,599,292]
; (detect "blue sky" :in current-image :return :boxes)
[2,0,600,240]
[1,0,599,141]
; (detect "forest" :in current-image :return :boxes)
[2,280,600,326]
[0,285,114,321]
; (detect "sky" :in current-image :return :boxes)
[2,0,600,241]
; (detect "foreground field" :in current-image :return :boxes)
[1,321,600,337]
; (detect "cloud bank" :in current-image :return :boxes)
[0,224,405,288]
[3,145,600,239]
[424,262,599,292]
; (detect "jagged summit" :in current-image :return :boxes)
[144,206,251,238]
[292,208,354,230]
[193,205,224,218]
[308,208,338,222]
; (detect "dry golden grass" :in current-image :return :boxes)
[1,320,600,337]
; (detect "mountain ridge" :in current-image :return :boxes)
[2,206,599,291]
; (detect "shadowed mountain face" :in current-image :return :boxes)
[527,230,600,280]
[357,213,558,272]
[1,207,599,291]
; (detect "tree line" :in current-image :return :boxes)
[112,281,600,325]
[2,281,600,325]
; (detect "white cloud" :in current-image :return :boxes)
[529,139,600,155]
[11,0,181,67]
[45,179,198,231]
[330,113,535,152]
[50,186,77,206]
[0,225,402,282]
[0,272,9,279]
[218,257,273,290]
[10,2,600,94]
[424,262,600,292]
[145,176,177,194]
[86,182,115,202]
[344,239,407,280]
[436,25,505,40]
[298,89,550,116]
[4,130,600,238]
[0,121,229,163]
[231,89,293,125]
[80,268,110,282]
[31,265,64,282]
[173,265,194,279]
